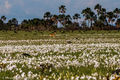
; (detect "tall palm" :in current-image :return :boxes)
[89,11,96,27]
[59,5,66,14]
[82,8,90,27]
[82,7,95,27]
[94,4,102,16]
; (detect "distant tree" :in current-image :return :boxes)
[101,8,106,14]
[58,14,66,26]
[94,4,102,16]
[82,7,95,27]
[65,15,72,22]
[99,14,107,26]
[1,16,6,22]
[116,18,120,28]
[11,18,18,26]
[58,5,67,28]
[0,16,7,31]
[21,19,30,31]
[82,8,90,27]
[94,4,108,29]
[106,11,115,25]
[7,19,12,30]
[58,14,65,20]
[100,8,107,26]
[0,4,119,31]
[44,12,52,20]
[73,13,81,23]
[51,15,58,25]
[59,5,66,14]
[94,20,105,30]
[11,18,18,33]
[0,19,4,30]
[32,18,41,26]
[113,8,120,19]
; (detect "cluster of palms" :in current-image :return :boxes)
[0,16,18,31]
[1,4,120,31]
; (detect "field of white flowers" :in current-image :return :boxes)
[0,31,120,80]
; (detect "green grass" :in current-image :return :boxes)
[0,30,120,40]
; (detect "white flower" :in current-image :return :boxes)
[21,72,25,78]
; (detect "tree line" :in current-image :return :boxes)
[0,4,120,32]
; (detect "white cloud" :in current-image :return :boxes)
[5,1,11,9]
[0,0,12,14]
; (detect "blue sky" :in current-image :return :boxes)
[0,0,120,22]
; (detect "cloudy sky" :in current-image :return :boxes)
[0,0,120,22]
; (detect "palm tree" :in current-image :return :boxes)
[52,15,58,21]
[107,11,115,25]
[89,11,96,27]
[65,15,72,21]
[11,18,18,33]
[113,8,120,19]
[94,4,107,28]
[7,19,12,30]
[73,13,81,23]
[58,14,66,24]
[11,18,18,26]
[82,8,90,27]
[82,7,95,27]
[114,8,120,28]
[21,19,29,30]
[58,5,67,29]
[97,14,107,29]
[43,12,53,29]
[99,14,107,24]
[101,8,106,14]
[0,16,7,31]
[59,5,66,14]
[44,12,52,20]
[65,15,72,26]
[1,16,6,22]
[94,4,102,16]
[51,15,59,26]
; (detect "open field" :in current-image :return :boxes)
[0,31,120,80]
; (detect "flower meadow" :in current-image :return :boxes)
[0,32,120,80]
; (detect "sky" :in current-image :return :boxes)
[0,0,120,22]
